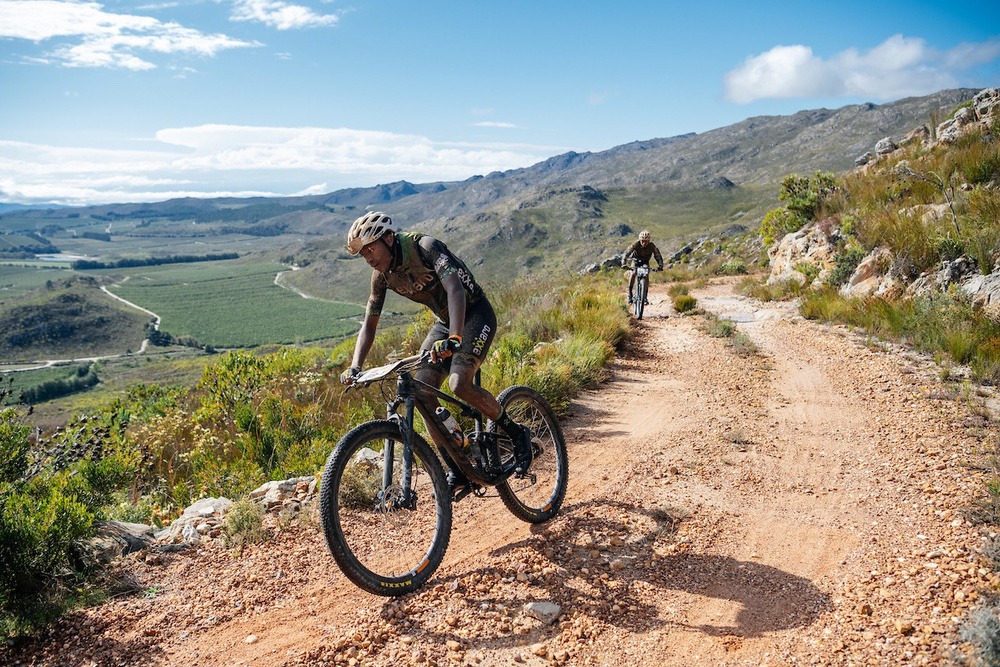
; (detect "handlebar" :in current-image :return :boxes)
[344,351,430,389]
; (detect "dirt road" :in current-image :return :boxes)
[8,279,996,666]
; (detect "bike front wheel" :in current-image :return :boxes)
[491,386,569,523]
[635,276,647,319]
[319,420,451,596]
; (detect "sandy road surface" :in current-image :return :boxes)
[6,279,995,666]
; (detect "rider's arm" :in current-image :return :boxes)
[622,242,636,266]
[653,243,664,269]
[441,273,466,337]
[351,272,388,370]
[351,313,379,370]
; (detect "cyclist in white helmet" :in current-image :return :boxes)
[622,229,663,305]
[340,211,534,487]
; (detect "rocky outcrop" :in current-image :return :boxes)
[766,224,837,286]
[961,271,1000,319]
[778,88,999,305]
[581,254,625,274]
[154,496,234,545]
[854,87,998,166]
[248,475,317,522]
[72,521,155,569]
[840,248,904,298]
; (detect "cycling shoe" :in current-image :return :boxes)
[513,427,533,475]
[447,469,471,498]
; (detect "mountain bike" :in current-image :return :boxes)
[319,352,569,596]
[626,263,659,319]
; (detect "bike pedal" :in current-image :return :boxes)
[451,485,473,502]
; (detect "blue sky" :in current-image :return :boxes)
[1,0,998,206]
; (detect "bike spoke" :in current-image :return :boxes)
[493,387,568,522]
[323,423,449,591]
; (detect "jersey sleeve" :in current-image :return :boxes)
[366,271,388,318]
[652,243,664,266]
[417,235,460,281]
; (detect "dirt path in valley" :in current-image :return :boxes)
[6,278,995,667]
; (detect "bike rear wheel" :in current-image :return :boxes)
[319,420,451,596]
[491,386,568,523]
[634,276,647,319]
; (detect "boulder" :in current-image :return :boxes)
[671,245,694,262]
[73,521,155,569]
[155,496,234,545]
[962,271,1000,319]
[973,87,1000,119]
[874,137,898,155]
[937,96,988,144]
[767,223,836,286]
[523,601,562,625]
[909,257,977,297]
[840,247,902,298]
[901,203,952,224]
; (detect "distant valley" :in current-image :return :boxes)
[0,87,982,367]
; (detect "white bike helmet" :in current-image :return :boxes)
[639,230,651,241]
[345,211,393,255]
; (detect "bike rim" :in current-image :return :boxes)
[500,394,565,511]
[332,429,446,584]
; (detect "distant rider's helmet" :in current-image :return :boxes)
[346,211,394,255]
[639,230,651,242]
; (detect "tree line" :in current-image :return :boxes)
[71,252,239,270]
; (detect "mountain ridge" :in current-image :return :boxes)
[0,88,984,298]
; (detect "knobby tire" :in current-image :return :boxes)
[319,420,452,596]
[491,386,569,523]
[634,275,647,319]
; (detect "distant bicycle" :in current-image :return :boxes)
[319,352,568,595]
[625,262,661,319]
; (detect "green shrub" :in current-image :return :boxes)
[223,498,269,549]
[337,459,383,510]
[934,235,965,262]
[727,331,759,356]
[673,295,697,313]
[667,283,690,297]
[759,207,804,246]
[0,400,135,639]
[828,247,866,287]
[779,172,837,220]
[793,262,821,285]
[718,258,747,275]
[964,187,1000,274]
[703,315,736,338]
[961,598,1000,667]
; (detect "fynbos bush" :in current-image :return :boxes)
[673,295,697,313]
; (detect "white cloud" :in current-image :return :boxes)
[0,0,257,69]
[229,0,340,30]
[474,121,518,128]
[0,126,553,206]
[724,34,1000,103]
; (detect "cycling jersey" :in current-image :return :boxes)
[623,240,664,267]
[367,232,485,323]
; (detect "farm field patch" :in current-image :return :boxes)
[105,260,364,347]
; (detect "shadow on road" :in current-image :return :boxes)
[390,499,828,650]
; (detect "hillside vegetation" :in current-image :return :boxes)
[0,277,149,362]
[751,88,1000,384]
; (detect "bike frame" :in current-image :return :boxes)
[351,356,503,509]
